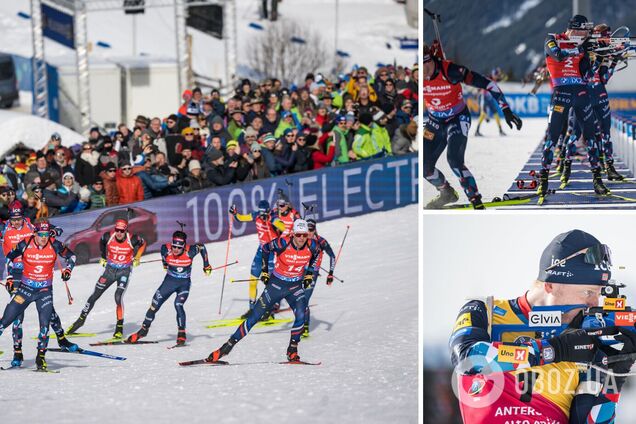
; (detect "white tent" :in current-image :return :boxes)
[0,110,84,158]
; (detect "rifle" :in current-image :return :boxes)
[424,8,445,60]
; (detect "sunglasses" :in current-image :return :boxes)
[184,133,194,136]
[94,182,103,185]
[115,229,126,233]
[36,231,50,237]
[294,233,308,239]
[285,134,294,138]
[64,176,74,179]
[544,244,612,272]
[107,169,116,173]
[122,167,132,171]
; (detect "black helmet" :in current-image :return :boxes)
[568,15,589,30]
[307,219,317,231]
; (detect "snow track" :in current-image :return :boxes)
[0,206,418,424]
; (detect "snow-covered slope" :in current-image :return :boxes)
[0,109,84,154]
[0,0,417,80]
[422,117,544,205]
[0,205,418,424]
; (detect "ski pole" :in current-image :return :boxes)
[334,225,350,267]
[212,260,238,271]
[319,266,344,283]
[218,213,233,314]
[140,258,163,264]
[230,278,252,283]
[424,7,445,59]
[285,178,294,207]
[64,280,73,305]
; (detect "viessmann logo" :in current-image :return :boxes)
[424,85,451,93]
[31,253,54,261]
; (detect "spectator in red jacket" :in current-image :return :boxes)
[116,163,144,204]
[311,131,336,169]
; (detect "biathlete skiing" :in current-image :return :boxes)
[229,200,285,319]
[0,220,76,371]
[126,230,211,346]
[66,218,146,339]
[205,219,321,364]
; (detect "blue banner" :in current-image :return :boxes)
[49,154,418,262]
[42,3,75,49]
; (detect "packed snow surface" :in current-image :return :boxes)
[0,205,418,424]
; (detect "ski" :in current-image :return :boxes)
[570,192,636,203]
[33,369,60,374]
[179,358,228,366]
[445,193,541,209]
[178,359,321,366]
[167,344,187,350]
[48,348,127,361]
[89,340,158,347]
[205,318,292,329]
[1,365,20,370]
[32,333,97,340]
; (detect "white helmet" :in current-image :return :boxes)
[293,219,309,234]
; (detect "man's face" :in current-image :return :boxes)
[545,283,602,323]
[37,157,47,169]
[156,153,166,165]
[115,228,127,241]
[191,168,201,177]
[150,119,161,132]
[55,150,65,163]
[35,231,50,247]
[121,165,133,176]
[212,137,222,150]
[167,119,177,128]
[9,217,22,229]
[292,231,308,248]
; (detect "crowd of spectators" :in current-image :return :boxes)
[0,64,418,220]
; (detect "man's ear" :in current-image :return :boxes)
[544,282,555,294]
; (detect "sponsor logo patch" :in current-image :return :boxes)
[553,105,565,113]
[615,312,636,326]
[453,313,472,332]
[424,129,435,141]
[498,345,529,364]
[604,297,626,311]
[528,311,562,327]
[14,295,25,304]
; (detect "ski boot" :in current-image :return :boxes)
[35,349,47,371]
[425,184,459,209]
[11,349,23,368]
[126,325,148,343]
[606,160,624,181]
[57,334,79,352]
[207,337,237,362]
[113,320,124,339]
[469,194,485,210]
[301,323,310,338]
[537,169,550,204]
[240,301,256,320]
[287,341,300,362]
[176,329,187,346]
[593,168,611,195]
[66,316,85,335]
[559,160,572,188]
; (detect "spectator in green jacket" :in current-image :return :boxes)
[275,111,296,138]
[353,112,380,160]
[89,177,107,209]
[228,109,245,140]
[333,115,352,164]
[371,109,392,156]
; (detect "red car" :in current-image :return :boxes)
[64,206,158,264]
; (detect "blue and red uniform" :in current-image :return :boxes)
[450,295,622,424]
[0,235,76,351]
[542,33,600,172]
[424,58,516,205]
[134,242,209,337]
[304,233,335,331]
[230,236,320,344]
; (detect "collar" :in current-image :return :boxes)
[516,292,533,318]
